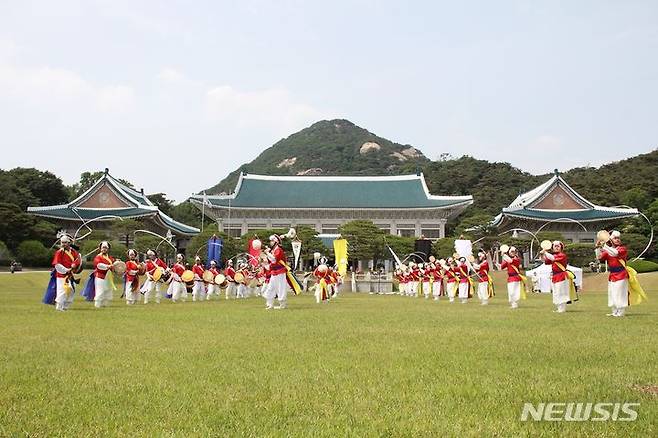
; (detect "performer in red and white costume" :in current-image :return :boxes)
[141,249,168,304]
[542,241,570,313]
[93,241,115,308]
[263,234,288,309]
[192,256,206,302]
[224,260,237,300]
[206,260,221,300]
[457,257,471,304]
[124,249,140,305]
[596,231,629,317]
[410,262,420,298]
[51,234,81,311]
[431,262,444,301]
[444,258,458,303]
[420,263,431,299]
[168,254,187,303]
[500,246,523,309]
[472,250,491,305]
[313,262,330,304]
[235,262,249,298]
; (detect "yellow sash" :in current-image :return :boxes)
[487,276,495,298]
[281,260,302,295]
[619,260,648,305]
[554,262,577,302]
[510,264,527,300]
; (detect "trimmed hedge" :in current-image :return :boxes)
[627,259,658,273]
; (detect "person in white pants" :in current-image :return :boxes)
[141,250,167,304]
[169,254,187,303]
[542,241,571,313]
[206,260,220,300]
[457,258,471,304]
[472,250,491,305]
[431,262,443,301]
[420,264,431,299]
[191,256,207,302]
[500,247,523,309]
[124,249,140,305]
[51,234,81,311]
[224,260,237,299]
[596,231,630,317]
[263,235,289,309]
[93,241,114,308]
[445,259,458,303]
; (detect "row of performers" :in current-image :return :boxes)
[393,233,645,316]
[393,251,496,305]
[44,234,302,310]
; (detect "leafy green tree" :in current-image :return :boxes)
[16,240,52,266]
[186,224,242,266]
[0,203,34,250]
[169,202,202,229]
[110,219,142,247]
[384,235,415,262]
[29,220,59,247]
[338,220,386,267]
[0,240,12,264]
[620,188,651,211]
[69,171,135,200]
[147,193,174,215]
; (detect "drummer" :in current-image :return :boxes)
[50,234,81,311]
[141,250,168,304]
[224,260,237,299]
[206,260,221,300]
[191,256,207,302]
[541,241,571,313]
[235,261,249,299]
[444,258,458,303]
[472,250,492,305]
[125,249,140,305]
[168,254,187,303]
[93,241,115,308]
[500,246,524,309]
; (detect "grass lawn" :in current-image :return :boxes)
[0,271,656,437]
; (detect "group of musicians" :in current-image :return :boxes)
[46,229,639,317]
[393,230,638,316]
[46,233,298,310]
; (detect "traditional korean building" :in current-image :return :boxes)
[492,170,639,243]
[27,169,199,249]
[189,173,473,239]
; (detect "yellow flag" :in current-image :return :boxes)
[333,238,349,277]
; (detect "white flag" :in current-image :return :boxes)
[291,240,302,270]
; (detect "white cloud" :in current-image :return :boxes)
[156,67,185,83]
[205,85,327,135]
[0,61,135,112]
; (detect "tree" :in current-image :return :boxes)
[110,219,142,247]
[29,220,59,247]
[169,202,202,229]
[0,241,12,264]
[620,188,651,211]
[0,203,34,250]
[338,220,386,267]
[384,235,415,263]
[185,223,243,267]
[147,193,174,215]
[7,168,69,207]
[69,171,135,199]
[16,240,52,267]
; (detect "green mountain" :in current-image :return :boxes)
[205,119,429,194]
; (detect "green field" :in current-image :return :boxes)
[1,272,656,437]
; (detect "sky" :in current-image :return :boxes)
[1,0,657,202]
